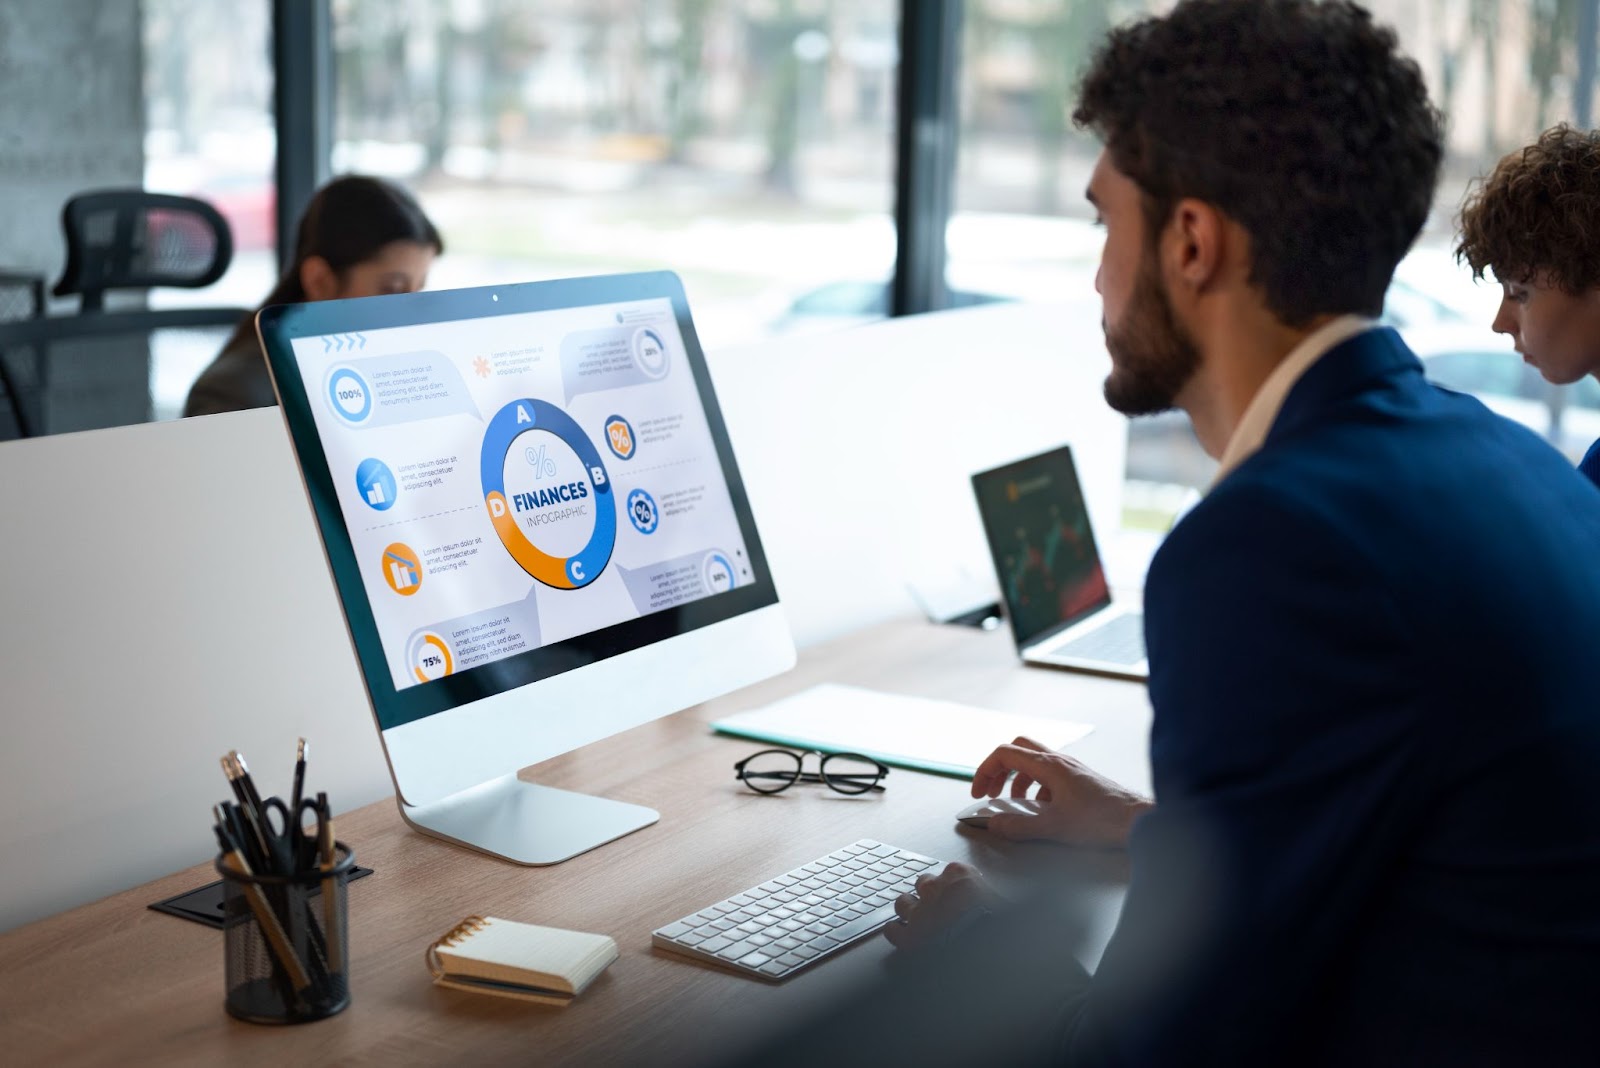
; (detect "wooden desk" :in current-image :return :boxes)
[0,619,1151,1066]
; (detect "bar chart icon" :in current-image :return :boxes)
[356,458,397,512]
[382,543,422,596]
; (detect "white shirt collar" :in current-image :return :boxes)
[1211,315,1379,485]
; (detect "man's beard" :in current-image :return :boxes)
[1102,252,1202,416]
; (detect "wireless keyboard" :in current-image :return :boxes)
[651,839,942,980]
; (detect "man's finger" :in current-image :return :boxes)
[974,743,1062,790]
[973,741,1070,798]
[1009,771,1036,799]
[893,892,919,921]
[972,745,1024,796]
[970,755,1009,798]
[882,920,910,948]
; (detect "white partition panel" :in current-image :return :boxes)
[0,408,395,930]
[705,298,1125,646]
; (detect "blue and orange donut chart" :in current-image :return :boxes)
[480,398,616,589]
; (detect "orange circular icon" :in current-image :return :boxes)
[381,542,423,596]
[411,632,454,683]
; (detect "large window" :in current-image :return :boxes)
[949,0,1600,529]
[116,0,1600,530]
[330,0,898,350]
[142,0,277,418]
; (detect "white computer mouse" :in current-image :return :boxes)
[955,796,1046,828]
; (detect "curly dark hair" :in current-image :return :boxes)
[1456,124,1600,294]
[1073,0,1445,327]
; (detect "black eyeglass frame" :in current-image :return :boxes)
[733,748,890,795]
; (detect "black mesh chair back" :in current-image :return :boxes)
[52,190,233,311]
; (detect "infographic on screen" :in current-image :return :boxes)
[974,455,1109,640]
[294,297,755,690]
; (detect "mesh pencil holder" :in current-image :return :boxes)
[215,842,355,1024]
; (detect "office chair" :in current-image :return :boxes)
[0,190,249,439]
[53,190,233,312]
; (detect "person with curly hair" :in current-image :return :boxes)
[741,2,1600,1066]
[1457,123,1600,488]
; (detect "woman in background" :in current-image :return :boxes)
[1456,124,1600,488]
[183,174,443,417]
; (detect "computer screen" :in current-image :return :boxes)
[258,273,793,861]
[293,292,754,713]
[971,445,1111,646]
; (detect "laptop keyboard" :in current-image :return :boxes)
[1045,612,1145,665]
[651,840,941,981]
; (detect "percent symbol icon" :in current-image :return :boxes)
[525,444,558,478]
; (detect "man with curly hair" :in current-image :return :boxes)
[811,2,1600,1065]
[1458,123,1600,488]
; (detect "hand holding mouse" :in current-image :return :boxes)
[969,736,1152,848]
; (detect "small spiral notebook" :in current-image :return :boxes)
[427,916,618,1005]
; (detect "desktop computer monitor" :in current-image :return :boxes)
[256,271,795,864]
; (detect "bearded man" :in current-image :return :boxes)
[878,2,1600,1065]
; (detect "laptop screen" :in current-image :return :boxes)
[971,445,1111,648]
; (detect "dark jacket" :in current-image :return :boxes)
[1580,436,1600,490]
[183,329,277,417]
[1072,327,1600,1065]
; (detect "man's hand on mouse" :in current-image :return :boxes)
[884,862,1001,951]
[970,736,1153,848]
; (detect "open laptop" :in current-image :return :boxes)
[971,445,1147,680]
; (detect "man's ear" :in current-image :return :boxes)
[299,255,340,302]
[1166,198,1228,294]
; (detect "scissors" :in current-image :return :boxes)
[262,795,328,872]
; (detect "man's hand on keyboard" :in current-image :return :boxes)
[971,736,1153,848]
[883,862,1001,952]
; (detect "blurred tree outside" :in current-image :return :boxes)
[665,0,714,160]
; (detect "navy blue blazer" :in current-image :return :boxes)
[1064,328,1600,1065]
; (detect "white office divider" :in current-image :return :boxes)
[708,298,1126,647]
[0,406,395,932]
[0,299,1125,930]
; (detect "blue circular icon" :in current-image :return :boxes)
[355,458,398,511]
[326,367,372,423]
[626,489,659,535]
[632,327,670,379]
[703,551,735,594]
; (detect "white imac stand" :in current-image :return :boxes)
[378,606,795,865]
[399,778,659,866]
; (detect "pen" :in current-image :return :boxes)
[218,802,255,870]
[316,792,343,975]
[214,815,312,1003]
[221,754,273,871]
[229,749,267,819]
[291,738,309,867]
[291,738,307,815]
[229,750,296,876]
